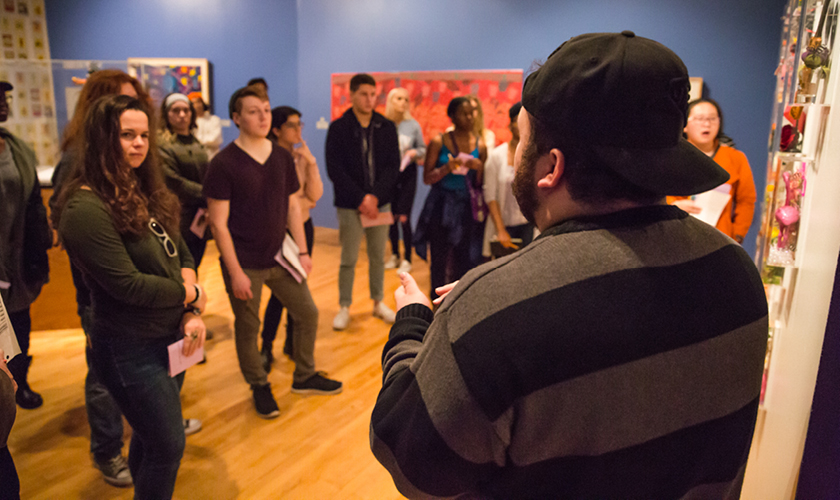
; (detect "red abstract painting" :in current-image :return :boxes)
[331,70,523,146]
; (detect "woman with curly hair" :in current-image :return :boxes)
[52,70,201,488]
[54,94,207,498]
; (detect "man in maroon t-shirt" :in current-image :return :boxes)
[204,85,342,419]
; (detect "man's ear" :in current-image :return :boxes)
[536,148,565,189]
[231,112,240,128]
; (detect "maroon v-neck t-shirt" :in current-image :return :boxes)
[203,142,300,269]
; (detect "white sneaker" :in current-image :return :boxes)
[397,260,412,273]
[333,307,350,330]
[184,418,202,436]
[384,255,399,269]
[373,302,396,324]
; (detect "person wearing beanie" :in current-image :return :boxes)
[159,92,211,269]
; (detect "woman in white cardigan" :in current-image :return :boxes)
[482,102,535,258]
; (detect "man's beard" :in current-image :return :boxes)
[512,139,540,225]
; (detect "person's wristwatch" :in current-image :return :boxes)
[184,305,202,316]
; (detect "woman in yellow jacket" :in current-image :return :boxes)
[669,99,757,244]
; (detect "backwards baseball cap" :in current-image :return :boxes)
[522,31,728,196]
[0,81,12,92]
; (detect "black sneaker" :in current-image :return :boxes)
[291,372,343,395]
[251,383,279,419]
[260,345,274,374]
[93,453,132,487]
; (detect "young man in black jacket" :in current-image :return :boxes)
[326,74,401,330]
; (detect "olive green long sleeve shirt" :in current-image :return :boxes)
[59,190,194,340]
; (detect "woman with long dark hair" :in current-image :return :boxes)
[54,94,207,498]
[50,68,151,487]
[414,96,487,299]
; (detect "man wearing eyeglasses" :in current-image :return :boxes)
[0,80,52,411]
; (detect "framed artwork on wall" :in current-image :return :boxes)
[689,77,703,101]
[331,70,523,145]
[127,57,210,108]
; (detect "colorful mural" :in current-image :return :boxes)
[331,70,523,145]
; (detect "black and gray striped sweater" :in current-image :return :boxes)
[371,205,768,500]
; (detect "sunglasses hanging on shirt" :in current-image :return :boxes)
[148,217,178,257]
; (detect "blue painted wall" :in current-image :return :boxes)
[45,0,785,255]
[45,0,299,149]
[297,0,785,254]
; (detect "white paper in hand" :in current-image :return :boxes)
[274,235,307,283]
[400,152,413,172]
[167,340,204,377]
[0,294,22,362]
[691,184,732,227]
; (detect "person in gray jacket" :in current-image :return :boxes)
[0,80,51,411]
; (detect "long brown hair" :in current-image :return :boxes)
[53,95,180,236]
[60,69,149,153]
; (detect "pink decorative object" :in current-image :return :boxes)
[774,170,804,251]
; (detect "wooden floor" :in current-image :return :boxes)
[12,228,424,499]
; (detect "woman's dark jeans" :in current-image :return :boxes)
[90,333,185,499]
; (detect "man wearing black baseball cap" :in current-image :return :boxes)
[371,32,768,499]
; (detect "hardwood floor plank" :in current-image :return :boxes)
[12,228,422,499]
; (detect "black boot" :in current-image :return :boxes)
[13,355,42,409]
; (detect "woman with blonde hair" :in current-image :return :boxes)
[383,87,425,273]
[467,94,495,149]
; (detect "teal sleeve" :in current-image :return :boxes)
[59,193,186,308]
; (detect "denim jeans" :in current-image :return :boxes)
[337,205,390,307]
[90,333,185,499]
[81,307,125,461]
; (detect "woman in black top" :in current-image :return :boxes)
[54,95,207,499]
